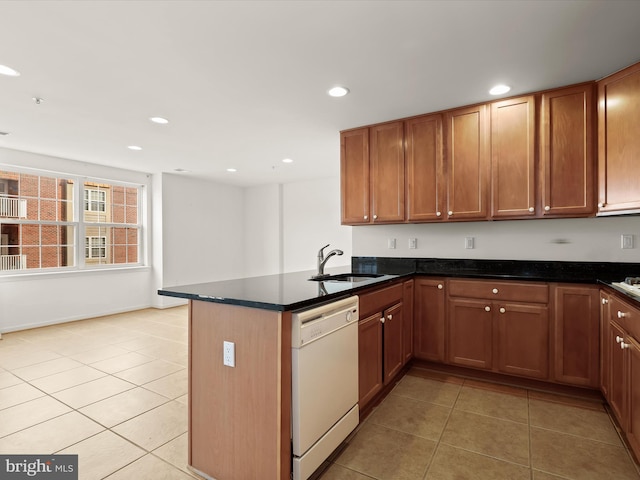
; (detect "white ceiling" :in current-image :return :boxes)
[1,0,639,187]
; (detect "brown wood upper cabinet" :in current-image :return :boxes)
[540,83,596,217]
[340,128,370,224]
[405,114,445,221]
[370,122,405,223]
[340,123,404,225]
[445,104,490,220]
[598,61,640,215]
[490,95,536,218]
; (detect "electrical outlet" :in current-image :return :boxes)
[223,341,235,367]
[622,234,634,249]
[465,237,475,249]
[387,238,396,249]
[409,238,417,249]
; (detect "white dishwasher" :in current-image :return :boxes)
[291,295,359,480]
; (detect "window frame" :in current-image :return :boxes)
[0,164,146,276]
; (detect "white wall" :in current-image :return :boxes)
[0,148,154,332]
[244,184,282,277]
[282,177,352,273]
[352,216,640,263]
[160,173,245,287]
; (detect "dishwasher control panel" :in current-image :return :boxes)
[291,296,359,348]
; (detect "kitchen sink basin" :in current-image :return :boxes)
[309,273,384,282]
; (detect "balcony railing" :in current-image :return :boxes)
[0,254,26,271]
[0,196,27,218]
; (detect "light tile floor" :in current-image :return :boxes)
[322,370,640,480]
[3,307,640,480]
[0,306,196,479]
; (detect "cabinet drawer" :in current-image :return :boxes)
[359,283,403,317]
[448,279,548,303]
[610,295,640,339]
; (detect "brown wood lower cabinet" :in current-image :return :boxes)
[358,312,383,409]
[446,279,550,380]
[552,284,600,387]
[447,298,493,369]
[413,278,445,362]
[357,281,408,413]
[496,302,549,379]
[601,290,640,461]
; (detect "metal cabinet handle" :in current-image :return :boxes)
[602,298,609,305]
[387,314,393,321]
[616,335,624,344]
[437,284,443,290]
[618,311,627,319]
[436,211,442,217]
[380,317,385,324]
[622,342,630,349]
[484,306,491,312]
[492,288,499,294]
[373,214,378,220]
[528,207,534,213]
[448,211,453,216]
[598,202,604,208]
[544,206,551,212]
[364,215,368,220]
[499,307,506,314]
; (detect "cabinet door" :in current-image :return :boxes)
[600,292,611,399]
[490,96,536,218]
[541,83,595,217]
[370,122,405,223]
[609,321,627,426]
[414,278,446,362]
[341,128,370,224]
[402,280,414,364]
[552,285,600,387]
[383,302,404,384]
[405,114,445,222]
[496,302,549,380]
[626,336,640,459]
[448,298,493,369]
[358,312,383,410]
[598,62,640,214]
[445,104,489,220]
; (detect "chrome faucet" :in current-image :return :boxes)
[313,244,343,279]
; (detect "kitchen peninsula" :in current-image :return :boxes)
[158,267,400,480]
[159,258,640,480]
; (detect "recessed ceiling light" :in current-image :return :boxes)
[328,86,350,97]
[0,64,20,77]
[226,168,237,173]
[173,168,189,172]
[0,131,10,136]
[282,158,293,163]
[128,145,142,151]
[489,84,511,95]
[150,117,169,124]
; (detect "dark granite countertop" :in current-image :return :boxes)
[159,257,640,311]
[158,266,404,311]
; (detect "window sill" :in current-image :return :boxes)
[0,264,151,282]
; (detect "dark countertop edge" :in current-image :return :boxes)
[157,274,408,312]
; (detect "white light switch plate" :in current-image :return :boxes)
[465,237,475,249]
[409,238,417,249]
[387,238,396,249]
[622,234,634,249]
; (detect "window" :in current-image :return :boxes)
[0,166,144,273]
[85,236,106,259]
[84,189,106,212]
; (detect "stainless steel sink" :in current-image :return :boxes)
[309,273,384,282]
